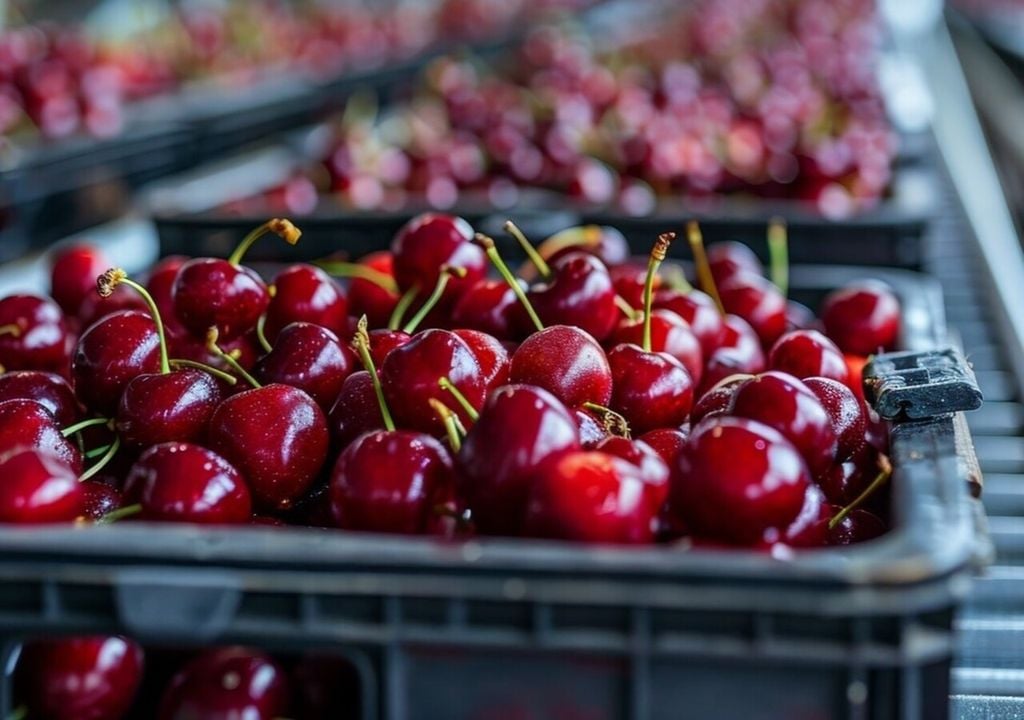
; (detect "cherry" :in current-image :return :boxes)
[817,459,871,506]
[263,263,348,343]
[344,251,400,329]
[729,371,837,477]
[652,288,724,355]
[610,262,653,308]
[72,309,160,414]
[75,283,147,330]
[827,506,887,545]
[609,308,702,385]
[254,322,354,412]
[707,241,763,283]
[527,251,619,341]
[157,647,290,720]
[0,399,82,473]
[207,383,329,510]
[768,329,849,385]
[699,316,766,395]
[595,435,671,491]
[453,328,510,393]
[0,446,84,523]
[770,484,830,549]
[451,277,525,338]
[50,242,109,315]
[574,408,609,447]
[78,480,122,520]
[172,219,300,340]
[0,370,80,426]
[609,344,693,433]
[330,429,454,533]
[820,280,900,355]
[458,384,580,536]
[0,294,70,372]
[638,427,689,467]
[671,416,812,545]
[368,328,411,368]
[803,377,867,461]
[17,635,143,720]
[845,354,868,403]
[328,371,385,449]
[509,325,612,408]
[391,213,485,309]
[718,271,787,348]
[540,225,630,270]
[785,300,815,332]
[145,255,188,324]
[124,442,252,524]
[691,374,749,424]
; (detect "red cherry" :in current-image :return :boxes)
[595,435,671,493]
[367,328,411,368]
[803,376,867,461]
[528,252,619,341]
[509,325,612,409]
[450,277,524,338]
[17,636,143,720]
[391,213,485,309]
[124,442,252,524]
[328,371,384,449]
[458,384,580,535]
[346,251,399,329]
[76,283,147,330]
[608,343,693,434]
[0,398,82,473]
[820,281,900,355]
[845,354,868,403]
[574,408,609,448]
[608,309,702,385]
[50,243,109,315]
[254,322,355,412]
[0,445,84,522]
[652,288,724,355]
[817,459,871,506]
[544,225,630,269]
[692,374,748,424]
[827,506,887,545]
[0,294,70,372]
[638,427,689,467]
[718,271,787,348]
[453,328,510,394]
[263,264,348,343]
[768,329,850,385]
[172,258,269,340]
[770,484,830,549]
[330,429,454,534]
[207,384,329,510]
[707,241,763,283]
[115,369,223,449]
[72,310,160,414]
[609,262,651,308]
[0,370,80,426]
[145,255,188,325]
[78,480,121,520]
[671,416,812,545]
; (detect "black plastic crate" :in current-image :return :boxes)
[0,263,988,719]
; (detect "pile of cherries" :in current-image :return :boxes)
[0,210,899,549]
[13,636,360,719]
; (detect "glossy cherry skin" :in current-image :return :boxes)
[803,377,867,462]
[72,310,161,414]
[768,484,830,549]
[0,446,84,523]
[769,329,850,385]
[124,442,252,524]
[729,371,837,477]
[609,262,653,309]
[458,384,580,536]
[115,369,223,449]
[524,450,664,544]
[347,251,399,329]
[172,258,269,340]
[391,213,485,308]
[157,647,290,720]
[330,430,454,534]
[264,264,348,343]
[368,328,411,368]
[0,370,80,426]
[146,255,188,321]
[692,374,748,424]
[254,322,355,412]
[76,284,147,330]
[817,459,871,506]
[575,408,609,448]
[0,294,70,372]
[17,635,143,720]
[509,325,612,408]
[827,506,887,545]
[329,371,385,450]
[707,241,763,283]
[671,416,812,545]
[528,252,619,341]
[0,399,82,473]
[608,344,693,434]
[609,309,703,385]
[652,288,724,355]
[595,436,671,493]
[638,427,689,468]
[50,243,108,315]
[785,300,816,332]
[451,277,524,338]
[454,329,509,393]
[545,225,630,268]
[718,272,787,348]
[381,329,486,433]
[820,281,900,355]
[167,329,261,383]
[78,480,121,520]
[207,384,329,511]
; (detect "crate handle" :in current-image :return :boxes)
[114,569,241,642]
[863,347,983,420]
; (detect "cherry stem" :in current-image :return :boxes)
[98,269,170,374]
[85,444,112,459]
[429,398,463,452]
[663,266,693,294]
[316,260,398,293]
[687,221,725,318]
[78,436,121,483]
[206,328,261,389]
[0,324,20,338]
[227,218,301,267]
[536,225,602,262]
[828,454,893,530]
[643,232,674,352]
[168,358,238,385]
[255,314,273,353]
[388,286,419,331]
[767,217,789,297]
[438,376,479,422]
[403,266,467,334]
[352,316,396,432]
[504,220,551,279]
[614,295,640,321]
[582,402,631,439]
[61,416,112,438]
[94,502,142,525]
[476,232,544,333]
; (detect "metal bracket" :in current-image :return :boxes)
[863,347,984,420]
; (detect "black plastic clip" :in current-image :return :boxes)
[863,347,983,420]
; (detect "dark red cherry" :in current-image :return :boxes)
[0,370,79,426]
[0,399,82,473]
[124,442,251,524]
[157,647,289,720]
[708,241,763,283]
[595,436,671,492]
[347,251,399,329]
[803,377,867,461]
[574,408,609,448]
[78,480,121,520]
[207,384,329,510]
[827,506,887,545]
[671,416,812,545]
[72,310,160,414]
[328,371,385,449]
[770,484,830,549]
[0,294,70,372]
[528,252,618,341]
[769,329,850,385]
[608,343,693,434]
[544,225,630,268]
[17,635,143,720]
[330,429,454,534]
[450,277,524,338]
[368,328,411,368]
[458,384,580,536]
[730,371,837,477]
[820,281,900,355]
[76,283,147,329]
[254,322,354,412]
[391,213,485,308]
[454,328,509,393]
[0,446,84,522]
[718,271,787,348]
[691,374,748,424]
[264,264,348,343]
[50,243,108,315]
[146,255,188,323]
[817,459,871,506]
[509,325,612,408]
[609,309,702,385]
[609,262,652,309]
[380,329,485,433]
[167,327,261,379]
[638,427,689,467]
[116,369,222,449]
[652,288,724,355]
[172,258,269,340]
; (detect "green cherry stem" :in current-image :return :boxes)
[206,328,261,389]
[642,232,674,352]
[255,314,273,353]
[614,295,640,321]
[352,316,396,431]
[316,260,399,293]
[504,220,551,279]
[228,218,301,267]
[94,502,142,525]
[476,232,544,333]
[828,454,893,530]
[687,221,725,318]
[61,416,112,438]
[388,286,419,331]
[78,436,121,483]
[402,265,467,334]
[429,398,463,452]
[767,217,789,298]
[168,358,238,385]
[85,444,113,460]
[438,376,480,422]
[582,402,631,439]
[98,269,170,374]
